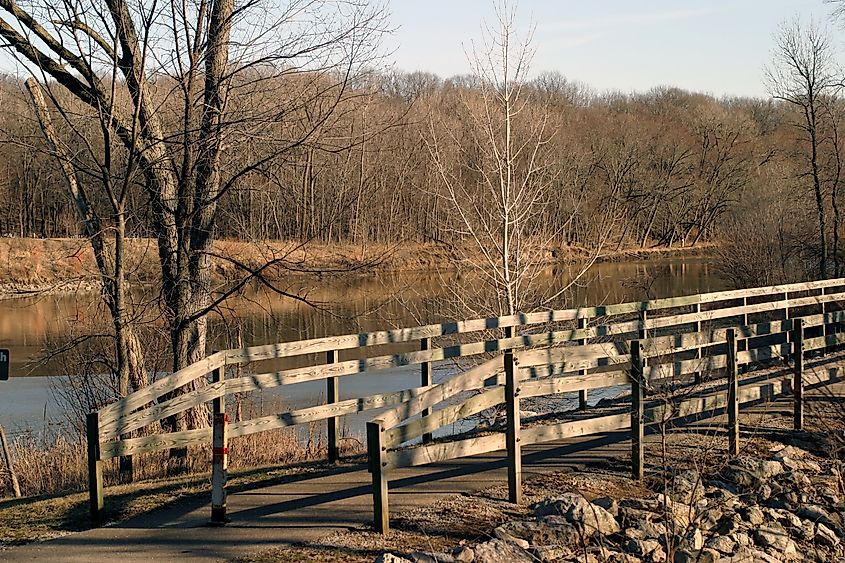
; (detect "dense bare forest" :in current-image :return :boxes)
[0,68,836,283]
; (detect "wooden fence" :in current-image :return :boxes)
[86,278,845,527]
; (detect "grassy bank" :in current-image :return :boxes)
[0,237,714,296]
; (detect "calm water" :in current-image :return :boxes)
[0,257,724,435]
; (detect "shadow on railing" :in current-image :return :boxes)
[85,278,845,526]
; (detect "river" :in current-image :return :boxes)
[0,257,724,437]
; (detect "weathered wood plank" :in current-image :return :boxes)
[386,432,506,469]
[804,332,845,351]
[99,427,213,459]
[520,413,629,445]
[225,310,586,365]
[516,343,630,370]
[101,380,227,439]
[645,341,790,381]
[384,387,505,447]
[226,330,617,396]
[379,355,504,429]
[98,351,226,424]
[519,371,631,398]
[228,385,433,439]
[647,292,845,331]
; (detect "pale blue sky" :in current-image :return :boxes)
[388,0,834,98]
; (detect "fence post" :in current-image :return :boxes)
[86,411,104,522]
[327,350,340,462]
[421,337,434,444]
[0,424,21,498]
[783,292,791,344]
[638,309,648,339]
[504,349,522,504]
[793,319,804,431]
[210,366,229,525]
[822,287,831,355]
[726,328,739,457]
[630,340,644,481]
[367,419,389,534]
[577,317,588,410]
[693,302,702,384]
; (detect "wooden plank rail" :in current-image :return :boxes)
[87,277,845,527]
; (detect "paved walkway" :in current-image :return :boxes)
[1,432,630,562]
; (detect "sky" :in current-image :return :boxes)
[388,0,838,99]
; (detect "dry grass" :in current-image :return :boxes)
[0,421,363,501]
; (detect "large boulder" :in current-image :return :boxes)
[721,457,784,489]
[533,493,621,537]
[472,539,533,563]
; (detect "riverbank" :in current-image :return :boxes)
[0,238,715,297]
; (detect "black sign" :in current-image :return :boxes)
[0,349,8,380]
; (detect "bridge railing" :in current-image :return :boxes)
[85,278,845,523]
[365,281,845,533]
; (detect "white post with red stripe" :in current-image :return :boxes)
[210,366,229,525]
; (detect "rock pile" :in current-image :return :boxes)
[375,445,845,562]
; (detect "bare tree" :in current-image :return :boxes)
[766,18,841,278]
[426,0,605,319]
[0,0,389,469]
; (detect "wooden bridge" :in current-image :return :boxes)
[86,278,845,533]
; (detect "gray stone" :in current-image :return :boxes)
[451,547,474,563]
[681,527,703,551]
[796,504,841,533]
[493,526,529,550]
[407,553,439,563]
[472,539,533,563]
[705,535,736,554]
[530,545,575,562]
[716,512,742,535]
[699,507,723,531]
[625,538,661,558]
[820,486,840,505]
[533,493,620,536]
[592,495,619,517]
[748,548,783,563]
[670,469,705,504]
[732,532,752,548]
[375,554,413,563]
[529,545,571,562]
[722,457,784,489]
[739,505,765,526]
[753,526,797,556]
[500,519,579,547]
[816,523,840,547]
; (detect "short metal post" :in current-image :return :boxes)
[368,419,389,534]
[630,341,644,480]
[793,319,804,430]
[327,350,340,462]
[421,338,433,444]
[577,317,588,410]
[210,366,229,525]
[505,350,522,504]
[726,328,739,457]
[87,412,104,522]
